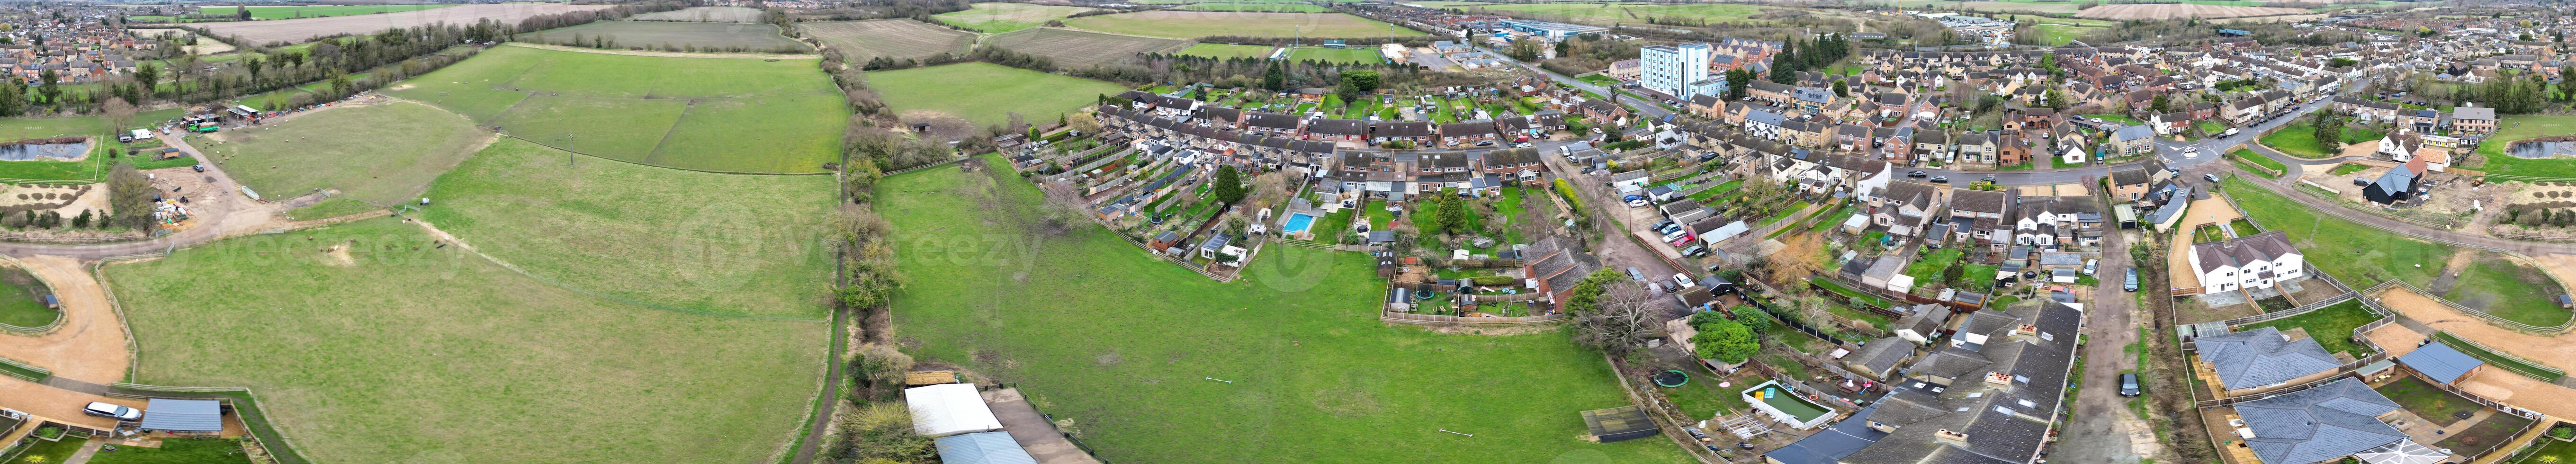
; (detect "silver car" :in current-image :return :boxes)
[83,402,140,421]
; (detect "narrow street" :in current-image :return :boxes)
[1539,145,1677,290]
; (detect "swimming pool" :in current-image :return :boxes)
[1741,380,1838,429]
[1282,213,1315,234]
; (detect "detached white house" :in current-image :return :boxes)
[2189,231,2306,294]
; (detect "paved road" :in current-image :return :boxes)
[1899,97,2341,185]
[1472,48,1677,121]
[2055,229,2157,464]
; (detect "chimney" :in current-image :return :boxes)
[1984,371,2013,388]
[1934,428,1971,447]
[2013,324,2039,338]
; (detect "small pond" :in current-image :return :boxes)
[0,141,88,161]
[2507,140,2576,160]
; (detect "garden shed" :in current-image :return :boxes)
[904,383,1004,438]
[138,398,224,433]
[933,431,1038,464]
[1580,405,1659,443]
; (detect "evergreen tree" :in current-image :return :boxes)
[1262,61,1285,91]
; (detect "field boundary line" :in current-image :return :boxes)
[395,214,829,322]
[496,132,836,176]
[639,98,701,170]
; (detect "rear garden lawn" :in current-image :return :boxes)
[2236,299,2378,357]
[2259,121,2384,159]
[2222,176,2454,287]
[7,437,87,464]
[82,438,254,464]
[1828,305,1894,333]
[2513,436,2576,463]
[2083,114,2143,125]
[2441,253,2575,328]
[872,155,1688,463]
[1362,199,1396,230]
[1687,179,1743,203]
[2377,376,2479,426]
[2465,115,2576,178]
[1811,277,1893,308]
[1903,248,1965,287]
[2226,219,2261,237]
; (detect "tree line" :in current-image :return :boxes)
[15,22,502,117]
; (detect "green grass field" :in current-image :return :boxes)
[2028,18,2111,45]
[2237,299,2377,357]
[214,3,456,19]
[7,437,87,464]
[1064,11,1421,39]
[200,100,482,205]
[2465,115,2576,178]
[382,45,844,174]
[2442,253,2573,328]
[516,21,810,52]
[107,217,826,464]
[2222,177,2453,287]
[82,438,254,464]
[1179,43,1276,60]
[934,2,1097,33]
[0,108,182,141]
[0,264,55,328]
[1903,248,1964,286]
[2260,121,2382,159]
[875,155,1687,463]
[285,197,380,220]
[1288,47,1384,63]
[1178,2,1334,12]
[2375,376,2482,426]
[2514,435,2576,462]
[418,138,835,319]
[1469,3,1771,26]
[865,62,1127,127]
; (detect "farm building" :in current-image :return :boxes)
[137,398,225,435]
[905,383,1005,438]
[933,431,1039,464]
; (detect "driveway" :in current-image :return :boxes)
[1539,147,1678,294]
[2051,230,2161,463]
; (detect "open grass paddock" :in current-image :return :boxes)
[418,138,837,319]
[107,217,826,464]
[628,6,765,22]
[382,45,844,174]
[2222,177,2452,287]
[804,19,974,62]
[1063,11,1421,39]
[195,3,615,45]
[873,155,1687,463]
[199,100,483,205]
[866,62,1128,127]
[986,27,1188,68]
[215,3,456,20]
[1179,43,1276,60]
[934,2,1099,33]
[2463,115,2576,178]
[515,21,810,52]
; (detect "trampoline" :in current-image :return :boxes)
[1653,370,1689,387]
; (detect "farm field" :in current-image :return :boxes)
[1177,2,1333,12]
[382,45,844,174]
[1404,0,1495,6]
[214,3,456,19]
[934,2,1098,33]
[867,62,1127,127]
[877,155,1690,463]
[1468,3,1773,25]
[1924,1,2085,13]
[2463,115,2576,178]
[419,138,836,319]
[986,27,1188,68]
[197,100,483,205]
[1289,46,1383,63]
[107,217,826,464]
[1179,42,1276,60]
[2028,17,2112,45]
[515,21,810,53]
[2076,3,2312,19]
[2221,177,2453,287]
[1063,11,1421,39]
[627,6,764,22]
[0,108,183,142]
[804,19,974,62]
[195,3,615,45]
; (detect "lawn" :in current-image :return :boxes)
[382,44,843,174]
[283,197,381,220]
[0,264,55,328]
[865,62,1128,128]
[2084,114,2143,125]
[1811,277,1893,308]
[2375,376,2482,427]
[216,4,455,19]
[933,2,1098,33]
[2221,177,2454,287]
[2441,252,2574,328]
[1177,2,1334,12]
[2258,121,2381,159]
[1064,11,1422,39]
[1178,43,1275,60]
[2227,218,2261,237]
[198,100,481,205]
[2465,115,2576,178]
[2235,149,2286,173]
[2329,163,2368,176]
[83,438,254,464]
[106,217,826,464]
[2236,299,2378,357]
[2513,436,2576,463]
[418,138,836,319]
[6,437,87,464]
[1287,47,1385,64]
[872,155,1687,463]
[1903,248,1965,286]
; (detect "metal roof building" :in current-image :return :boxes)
[138,398,224,432]
[933,431,1039,464]
[2396,341,2486,384]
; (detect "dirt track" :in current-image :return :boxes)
[2375,286,2576,373]
[0,255,130,384]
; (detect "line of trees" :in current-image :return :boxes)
[21,21,498,117]
[1768,32,1852,84]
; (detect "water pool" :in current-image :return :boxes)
[1282,213,1315,233]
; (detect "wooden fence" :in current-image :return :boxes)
[1378,312,1566,327]
[2383,280,2573,333]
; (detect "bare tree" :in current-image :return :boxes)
[102,98,133,134]
[1248,172,1288,211]
[1572,280,1663,357]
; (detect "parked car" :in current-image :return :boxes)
[2124,268,2139,292]
[1681,245,1709,257]
[192,164,206,173]
[1626,198,1651,207]
[83,402,140,421]
[2203,173,2221,184]
[1650,220,1675,232]
[1929,176,1949,183]
[1907,170,1928,178]
[1980,176,1996,183]
[2083,259,2099,276]
[1515,142,1534,148]
[1671,273,1697,288]
[1624,194,1647,202]
[1627,267,1646,281]
[1661,229,1689,242]
[2119,373,2141,397]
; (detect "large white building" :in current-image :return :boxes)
[1640,43,1711,100]
[2189,231,2306,294]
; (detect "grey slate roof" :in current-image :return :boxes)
[1826,302,2082,464]
[2196,327,2342,390]
[2235,378,2405,464]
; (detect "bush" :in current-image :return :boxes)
[1468,275,1517,286]
[1551,178,1585,217]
